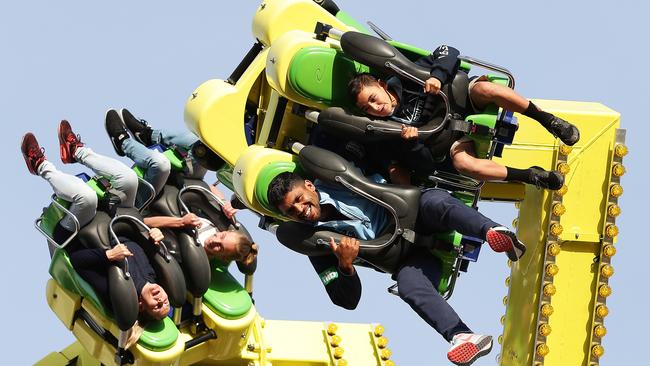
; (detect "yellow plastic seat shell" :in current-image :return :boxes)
[232,145,298,217]
[252,0,355,46]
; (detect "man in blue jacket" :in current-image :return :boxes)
[267,171,525,366]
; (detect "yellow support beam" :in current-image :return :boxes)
[498,100,624,366]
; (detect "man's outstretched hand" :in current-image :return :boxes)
[329,236,359,275]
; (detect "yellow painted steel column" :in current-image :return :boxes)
[497,100,623,366]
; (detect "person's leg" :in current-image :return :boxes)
[469,77,579,145]
[415,189,526,260]
[450,139,564,190]
[152,129,199,148]
[396,251,472,342]
[449,139,507,181]
[416,189,498,238]
[74,146,138,207]
[122,137,171,195]
[22,132,97,230]
[153,129,207,179]
[38,160,98,230]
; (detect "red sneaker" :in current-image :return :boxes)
[447,333,493,366]
[486,226,527,261]
[58,120,84,164]
[21,133,46,175]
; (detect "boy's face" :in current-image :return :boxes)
[277,180,321,223]
[355,80,396,117]
[140,283,170,320]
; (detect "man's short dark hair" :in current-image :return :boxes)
[267,172,304,209]
[348,73,380,103]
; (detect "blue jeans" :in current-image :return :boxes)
[123,129,207,195]
[396,248,472,341]
[415,188,498,238]
[396,189,500,341]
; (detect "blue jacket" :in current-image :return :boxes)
[314,174,390,240]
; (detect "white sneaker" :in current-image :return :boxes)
[447,333,493,366]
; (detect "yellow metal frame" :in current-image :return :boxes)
[497,100,625,366]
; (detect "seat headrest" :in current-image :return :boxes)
[288,46,368,109]
[254,161,300,213]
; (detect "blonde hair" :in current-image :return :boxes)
[234,232,258,266]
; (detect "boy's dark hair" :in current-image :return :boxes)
[348,73,380,104]
[267,171,304,209]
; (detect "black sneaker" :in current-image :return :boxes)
[546,116,580,146]
[529,166,564,190]
[121,108,153,146]
[105,109,130,156]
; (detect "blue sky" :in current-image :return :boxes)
[1,1,647,365]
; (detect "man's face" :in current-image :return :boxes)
[204,231,239,258]
[140,283,170,320]
[355,80,396,117]
[277,180,321,223]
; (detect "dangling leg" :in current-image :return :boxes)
[22,132,97,230]
[469,77,580,145]
[396,249,493,365]
[75,146,138,208]
[415,189,526,261]
[450,139,564,190]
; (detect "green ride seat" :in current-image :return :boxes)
[202,259,252,320]
[49,248,112,317]
[49,249,180,351]
[288,46,369,109]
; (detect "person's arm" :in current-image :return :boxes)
[210,184,238,219]
[144,213,201,229]
[416,44,460,89]
[69,244,133,270]
[308,254,362,310]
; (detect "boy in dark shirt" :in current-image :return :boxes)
[348,44,576,189]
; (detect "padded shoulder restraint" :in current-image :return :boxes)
[276,221,411,274]
[340,31,432,85]
[179,185,257,275]
[298,145,420,229]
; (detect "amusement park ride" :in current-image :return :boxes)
[35,0,627,365]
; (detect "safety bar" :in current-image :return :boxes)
[109,215,173,278]
[366,21,393,41]
[291,141,408,249]
[178,185,240,228]
[33,195,81,250]
[135,177,156,212]
[384,61,451,134]
[458,55,515,89]
[443,245,465,300]
[428,170,483,192]
[334,176,403,249]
